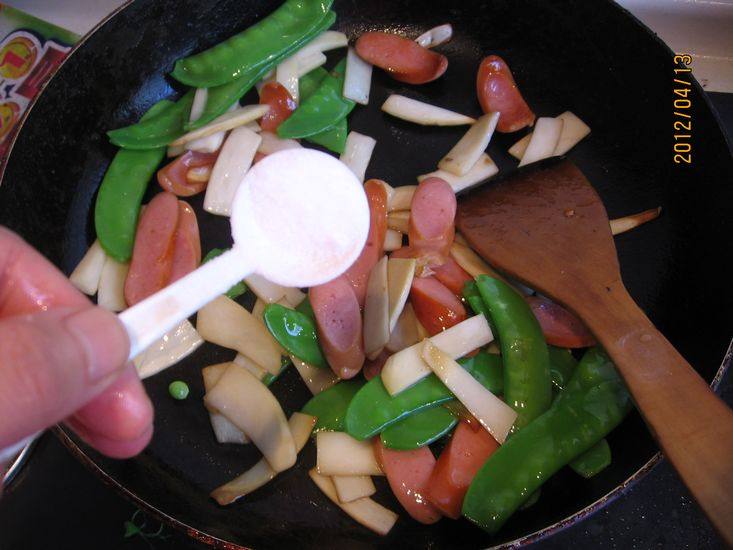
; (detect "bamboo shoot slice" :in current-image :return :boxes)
[245,273,289,304]
[309,469,398,536]
[97,256,129,312]
[291,354,339,395]
[422,340,517,443]
[363,256,390,360]
[204,364,296,471]
[419,153,498,193]
[317,431,383,476]
[386,302,420,353]
[340,131,376,183]
[70,240,106,296]
[134,320,203,380]
[508,133,532,160]
[197,295,282,374]
[387,258,416,332]
[381,95,475,126]
[383,229,403,252]
[610,207,662,235]
[388,185,416,212]
[202,362,249,444]
[438,112,500,176]
[518,117,563,167]
[381,314,493,395]
[170,104,269,146]
[387,211,410,233]
[332,475,377,503]
[553,111,591,155]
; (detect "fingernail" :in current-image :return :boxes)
[64,308,130,383]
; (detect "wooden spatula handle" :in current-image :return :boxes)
[579,282,733,545]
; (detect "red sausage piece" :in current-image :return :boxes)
[410,276,466,336]
[476,55,535,133]
[124,192,179,306]
[259,82,297,132]
[432,255,473,296]
[157,150,218,197]
[355,32,448,85]
[169,201,201,284]
[373,439,442,524]
[409,177,456,257]
[309,277,365,379]
[342,179,388,307]
[526,295,596,348]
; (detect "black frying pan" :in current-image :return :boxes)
[1,0,731,547]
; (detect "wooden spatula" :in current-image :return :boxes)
[456,158,733,544]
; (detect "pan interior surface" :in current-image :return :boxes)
[0,0,731,547]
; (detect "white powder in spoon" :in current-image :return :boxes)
[231,148,370,288]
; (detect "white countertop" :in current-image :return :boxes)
[4,0,732,92]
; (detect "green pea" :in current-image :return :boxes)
[380,406,457,450]
[263,303,328,368]
[168,381,189,400]
[202,248,247,299]
[301,380,364,432]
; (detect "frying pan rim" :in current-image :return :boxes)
[1,0,731,546]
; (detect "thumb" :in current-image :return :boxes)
[0,306,129,449]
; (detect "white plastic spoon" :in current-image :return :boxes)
[119,148,370,359]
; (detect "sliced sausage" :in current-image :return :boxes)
[157,150,218,197]
[432,255,473,296]
[355,32,448,85]
[342,179,388,307]
[169,201,201,284]
[409,177,456,257]
[526,295,596,348]
[373,439,442,524]
[410,276,466,336]
[310,276,365,379]
[477,55,535,133]
[124,192,179,306]
[259,81,297,132]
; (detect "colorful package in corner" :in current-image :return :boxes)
[0,4,79,162]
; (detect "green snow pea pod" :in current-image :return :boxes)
[345,351,502,440]
[202,248,248,299]
[107,90,195,150]
[463,281,491,322]
[299,66,328,100]
[295,296,315,321]
[305,116,348,154]
[301,379,364,432]
[172,0,333,87]
[277,58,354,139]
[462,348,632,533]
[570,439,611,478]
[187,11,336,130]
[548,346,578,391]
[380,406,457,450]
[476,275,552,432]
[94,99,171,262]
[263,303,328,368]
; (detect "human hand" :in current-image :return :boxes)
[0,227,153,462]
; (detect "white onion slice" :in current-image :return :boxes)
[363,256,390,360]
[388,185,416,212]
[415,24,453,49]
[332,475,377,503]
[438,112,500,176]
[196,295,282,374]
[518,117,564,167]
[291,354,339,394]
[381,95,475,126]
[422,340,517,443]
[203,126,261,216]
[387,257,415,333]
[316,432,383,476]
[343,46,373,105]
[96,256,129,312]
[171,104,269,147]
[381,314,494,395]
[70,240,106,296]
[204,364,296,472]
[309,469,398,536]
[210,412,316,505]
[383,229,403,252]
[134,320,203,380]
[339,131,376,183]
[419,153,498,193]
